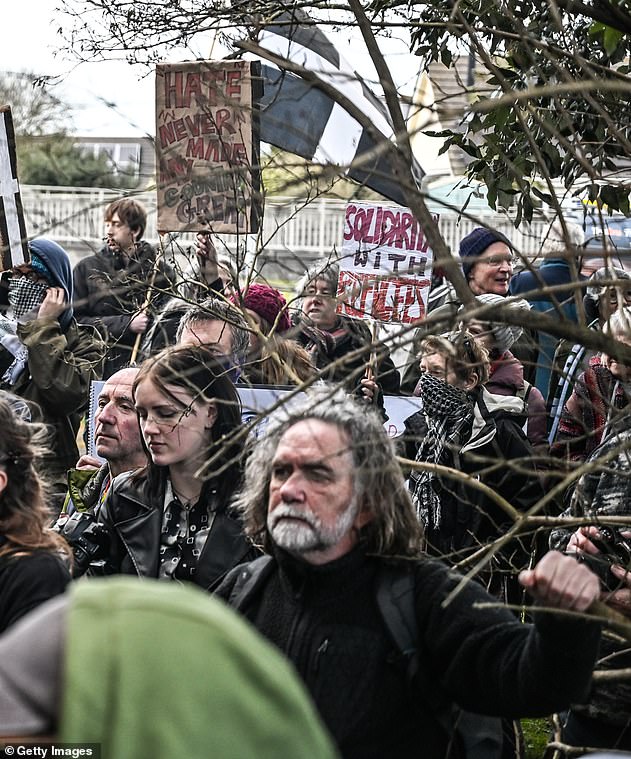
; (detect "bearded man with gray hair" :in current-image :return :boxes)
[216,385,602,759]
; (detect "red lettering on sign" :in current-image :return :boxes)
[344,204,357,241]
[337,271,429,324]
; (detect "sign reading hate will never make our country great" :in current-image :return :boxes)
[155,60,261,235]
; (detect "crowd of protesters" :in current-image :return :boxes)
[1,200,631,758]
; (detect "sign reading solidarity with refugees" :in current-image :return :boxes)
[155,60,261,235]
[337,202,436,324]
[0,106,28,270]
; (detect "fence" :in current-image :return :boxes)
[20,185,549,276]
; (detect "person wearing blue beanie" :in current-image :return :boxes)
[0,238,106,510]
[401,226,518,394]
[458,227,514,294]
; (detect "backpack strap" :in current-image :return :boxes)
[227,554,275,612]
[376,563,505,759]
[376,563,418,666]
[517,380,533,404]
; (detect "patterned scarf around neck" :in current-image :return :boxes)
[409,372,475,532]
[0,315,28,386]
[8,278,48,320]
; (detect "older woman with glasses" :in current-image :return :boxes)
[403,331,544,604]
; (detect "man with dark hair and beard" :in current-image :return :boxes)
[216,384,602,759]
[73,198,176,378]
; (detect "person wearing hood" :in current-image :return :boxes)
[0,578,339,759]
[73,198,177,378]
[404,331,544,603]
[458,293,548,448]
[509,220,586,397]
[0,238,106,509]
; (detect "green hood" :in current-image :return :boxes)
[61,578,338,759]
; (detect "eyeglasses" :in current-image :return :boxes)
[304,285,334,298]
[477,254,516,268]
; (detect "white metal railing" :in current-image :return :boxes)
[20,186,549,269]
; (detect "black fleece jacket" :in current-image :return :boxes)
[216,545,601,759]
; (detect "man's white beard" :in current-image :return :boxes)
[267,497,359,557]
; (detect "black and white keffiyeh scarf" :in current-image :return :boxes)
[8,278,48,320]
[0,315,28,385]
[409,372,475,531]
[0,278,49,385]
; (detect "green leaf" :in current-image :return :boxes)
[522,193,534,224]
[487,184,498,210]
[588,21,623,56]
[532,187,554,205]
[493,104,512,129]
[603,26,624,56]
[498,189,515,208]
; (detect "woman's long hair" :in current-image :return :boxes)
[247,334,316,386]
[132,344,243,505]
[0,399,71,559]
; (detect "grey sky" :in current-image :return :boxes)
[0,0,419,139]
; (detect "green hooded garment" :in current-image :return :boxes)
[61,577,339,759]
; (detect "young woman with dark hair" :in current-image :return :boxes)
[93,344,258,590]
[0,399,71,632]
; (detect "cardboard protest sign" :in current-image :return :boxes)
[336,202,437,324]
[155,60,261,235]
[0,106,28,270]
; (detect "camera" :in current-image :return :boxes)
[58,511,112,577]
[573,525,631,592]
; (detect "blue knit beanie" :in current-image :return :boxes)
[29,251,55,284]
[459,227,512,279]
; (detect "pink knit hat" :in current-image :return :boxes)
[231,284,291,333]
